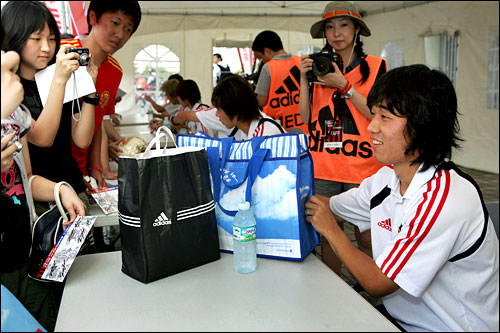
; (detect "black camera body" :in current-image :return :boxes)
[66,47,90,66]
[307,49,343,82]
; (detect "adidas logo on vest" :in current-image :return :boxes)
[269,65,301,108]
[153,212,171,227]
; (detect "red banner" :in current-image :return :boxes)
[43,1,63,32]
[68,1,89,37]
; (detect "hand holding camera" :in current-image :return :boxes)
[65,46,90,66]
[54,44,82,82]
[306,48,344,83]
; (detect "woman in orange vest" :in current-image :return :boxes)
[298,1,387,277]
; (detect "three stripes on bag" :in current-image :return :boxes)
[119,200,215,228]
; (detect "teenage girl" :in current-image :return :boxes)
[2,1,98,208]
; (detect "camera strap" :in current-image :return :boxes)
[70,72,81,123]
[307,80,315,132]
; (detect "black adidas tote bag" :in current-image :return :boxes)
[118,127,220,283]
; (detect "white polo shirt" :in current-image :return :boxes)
[233,114,285,140]
[330,162,499,332]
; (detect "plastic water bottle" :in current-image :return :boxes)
[233,201,257,274]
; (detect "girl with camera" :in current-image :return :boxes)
[2,1,98,210]
[298,1,387,276]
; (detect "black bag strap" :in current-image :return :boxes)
[228,117,285,137]
[228,126,239,137]
[195,103,210,110]
[257,117,285,134]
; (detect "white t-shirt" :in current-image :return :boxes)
[330,162,499,332]
[212,63,220,87]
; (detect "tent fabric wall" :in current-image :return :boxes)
[114,1,499,173]
[362,1,498,173]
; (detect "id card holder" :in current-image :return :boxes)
[323,119,342,148]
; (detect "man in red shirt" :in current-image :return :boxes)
[61,1,141,187]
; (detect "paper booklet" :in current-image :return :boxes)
[34,63,95,107]
[90,185,118,215]
[38,215,97,282]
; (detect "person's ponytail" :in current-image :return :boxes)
[354,35,370,84]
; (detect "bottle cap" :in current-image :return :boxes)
[238,201,250,211]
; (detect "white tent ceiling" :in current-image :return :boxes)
[138,1,433,18]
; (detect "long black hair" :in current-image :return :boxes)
[1,1,60,66]
[367,64,462,171]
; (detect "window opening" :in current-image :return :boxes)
[134,44,180,108]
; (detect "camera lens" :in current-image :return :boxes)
[314,57,332,76]
[79,53,90,66]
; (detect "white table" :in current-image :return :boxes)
[87,204,118,227]
[118,110,152,126]
[55,251,399,332]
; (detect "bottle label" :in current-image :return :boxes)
[233,225,256,242]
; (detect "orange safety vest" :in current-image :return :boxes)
[262,56,308,134]
[308,55,387,184]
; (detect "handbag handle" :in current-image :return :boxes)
[155,126,177,148]
[145,132,167,152]
[145,126,177,152]
[28,175,39,220]
[28,177,73,223]
[54,181,75,223]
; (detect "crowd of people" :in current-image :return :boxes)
[1,1,498,332]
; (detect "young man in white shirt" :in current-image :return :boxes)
[305,64,499,332]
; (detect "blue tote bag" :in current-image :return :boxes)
[1,284,46,332]
[177,132,319,261]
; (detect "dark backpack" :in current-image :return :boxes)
[217,64,230,73]
[216,64,232,83]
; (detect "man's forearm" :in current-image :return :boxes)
[324,220,398,298]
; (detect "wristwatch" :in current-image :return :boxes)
[343,87,354,99]
[82,92,100,105]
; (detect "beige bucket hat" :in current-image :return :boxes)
[310,1,371,38]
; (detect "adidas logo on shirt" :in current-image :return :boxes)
[377,218,392,231]
[153,212,171,227]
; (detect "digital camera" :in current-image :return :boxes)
[307,49,343,82]
[66,47,90,66]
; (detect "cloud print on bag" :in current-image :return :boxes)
[217,164,301,239]
[252,165,297,220]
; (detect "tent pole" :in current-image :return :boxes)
[60,1,70,35]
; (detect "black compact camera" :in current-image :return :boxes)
[66,47,90,66]
[307,49,343,82]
